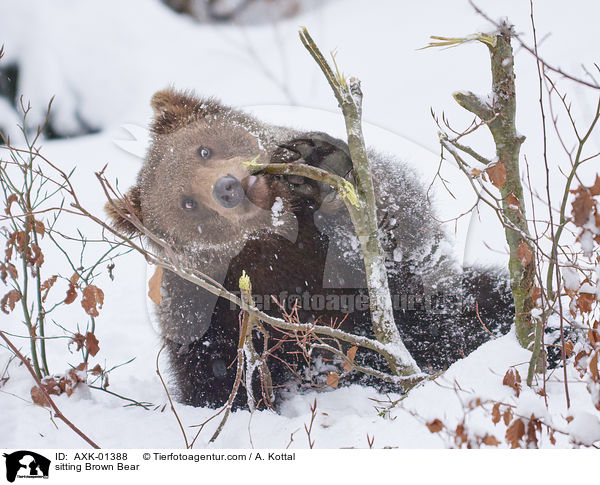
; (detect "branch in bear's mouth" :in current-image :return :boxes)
[246,161,360,208]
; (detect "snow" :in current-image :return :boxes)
[270,196,284,227]
[568,412,600,446]
[1,0,600,450]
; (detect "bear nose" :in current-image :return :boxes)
[213,174,244,208]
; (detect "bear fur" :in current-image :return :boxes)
[106,88,514,408]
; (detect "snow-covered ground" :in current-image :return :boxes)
[1,0,600,449]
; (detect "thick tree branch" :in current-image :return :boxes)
[452,24,537,349]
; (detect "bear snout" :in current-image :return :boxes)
[212,174,244,208]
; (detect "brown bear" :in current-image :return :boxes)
[106,88,513,408]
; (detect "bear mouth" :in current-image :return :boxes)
[241,174,271,211]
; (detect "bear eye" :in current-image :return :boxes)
[181,197,197,211]
[197,146,211,159]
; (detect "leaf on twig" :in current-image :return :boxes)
[31,365,88,406]
[564,341,574,358]
[491,402,501,424]
[0,262,18,283]
[70,333,86,351]
[426,419,444,433]
[505,418,525,448]
[502,368,521,397]
[85,332,100,357]
[483,435,500,446]
[81,285,104,317]
[65,273,80,304]
[1,289,22,314]
[576,293,595,314]
[343,346,358,371]
[31,385,53,407]
[503,408,513,426]
[5,194,18,215]
[590,351,599,382]
[485,162,506,189]
[40,275,57,302]
[590,175,600,196]
[28,243,44,267]
[571,187,594,227]
[326,372,339,388]
[33,220,45,238]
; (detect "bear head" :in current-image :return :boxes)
[106,88,354,258]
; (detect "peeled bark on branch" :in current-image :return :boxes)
[453,25,537,349]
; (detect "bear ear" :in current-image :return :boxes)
[150,88,220,134]
[104,186,143,236]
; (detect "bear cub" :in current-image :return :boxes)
[106,88,513,408]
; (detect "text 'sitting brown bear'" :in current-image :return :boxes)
[106,88,513,408]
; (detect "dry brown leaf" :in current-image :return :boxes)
[576,293,595,314]
[571,187,594,227]
[507,193,521,209]
[343,346,358,371]
[485,162,507,189]
[71,333,85,352]
[30,386,52,407]
[0,263,18,283]
[590,174,600,196]
[15,231,26,252]
[40,275,57,302]
[326,372,339,388]
[589,351,599,382]
[564,341,574,358]
[5,194,18,215]
[65,272,80,304]
[503,408,513,426]
[1,289,22,314]
[148,266,163,305]
[28,243,44,267]
[426,419,444,433]
[502,368,521,397]
[85,332,100,357]
[81,285,104,317]
[491,402,501,424]
[455,424,467,445]
[33,220,45,238]
[483,434,501,446]
[517,241,533,267]
[505,418,525,449]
